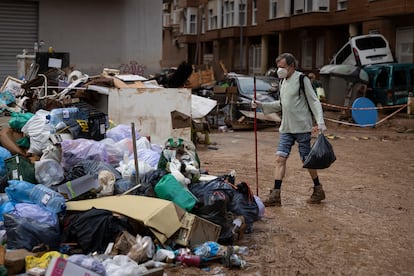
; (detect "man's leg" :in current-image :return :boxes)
[264,155,287,207]
[306,168,326,204]
[298,133,326,204]
[264,132,293,207]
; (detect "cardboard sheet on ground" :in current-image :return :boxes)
[239,110,281,122]
[66,195,184,243]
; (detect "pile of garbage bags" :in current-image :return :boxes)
[0,68,264,275]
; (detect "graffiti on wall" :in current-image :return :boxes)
[118,61,146,76]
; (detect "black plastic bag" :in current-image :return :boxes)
[303,133,336,169]
[227,182,260,228]
[3,213,61,251]
[61,208,130,254]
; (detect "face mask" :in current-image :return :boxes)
[277,67,288,79]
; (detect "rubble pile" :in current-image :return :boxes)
[0,68,264,275]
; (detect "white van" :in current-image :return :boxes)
[330,34,394,67]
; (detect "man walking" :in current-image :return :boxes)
[253,53,327,206]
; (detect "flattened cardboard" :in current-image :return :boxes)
[66,195,184,243]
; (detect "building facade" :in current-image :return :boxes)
[0,0,163,83]
[161,0,414,79]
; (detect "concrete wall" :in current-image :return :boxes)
[38,0,162,76]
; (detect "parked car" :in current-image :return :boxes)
[364,63,414,106]
[330,34,394,67]
[214,73,280,129]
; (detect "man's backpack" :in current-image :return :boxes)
[279,73,314,105]
[280,73,315,98]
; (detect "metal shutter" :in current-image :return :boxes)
[0,0,38,84]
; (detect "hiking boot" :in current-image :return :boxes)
[307,185,326,204]
[263,189,281,207]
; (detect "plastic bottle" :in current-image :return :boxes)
[47,107,80,133]
[230,245,249,255]
[29,184,66,213]
[193,241,221,260]
[176,254,200,267]
[229,254,246,269]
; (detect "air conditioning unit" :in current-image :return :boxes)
[163,3,169,11]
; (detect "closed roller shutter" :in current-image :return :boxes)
[0,0,38,83]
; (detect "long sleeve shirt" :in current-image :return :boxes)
[261,71,325,134]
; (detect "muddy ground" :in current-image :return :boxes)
[165,111,414,276]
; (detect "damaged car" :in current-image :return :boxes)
[214,73,280,129]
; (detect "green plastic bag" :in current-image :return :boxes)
[8,112,34,131]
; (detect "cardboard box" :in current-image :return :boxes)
[5,249,37,275]
[45,257,100,276]
[213,86,227,94]
[174,212,221,247]
[226,86,238,94]
[66,195,184,244]
[57,174,100,200]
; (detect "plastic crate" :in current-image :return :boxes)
[70,102,108,141]
[5,155,37,184]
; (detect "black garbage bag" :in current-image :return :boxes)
[189,178,235,243]
[303,133,336,169]
[227,182,259,230]
[136,169,167,197]
[114,169,167,196]
[65,160,122,181]
[4,213,61,251]
[61,208,129,254]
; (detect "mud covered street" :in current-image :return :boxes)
[167,113,414,275]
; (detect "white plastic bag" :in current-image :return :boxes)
[34,159,65,186]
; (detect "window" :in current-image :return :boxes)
[239,2,246,26]
[189,14,196,34]
[184,8,197,34]
[393,69,407,88]
[335,44,352,64]
[301,38,313,69]
[201,7,205,33]
[318,0,329,11]
[396,27,414,63]
[270,0,277,19]
[316,36,325,68]
[305,0,313,12]
[208,9,218,30]
[252,0,257,25]
[337,0,347,11]
[249,44,262,75]
[163,13,171,27]
[355,36,386,50]
[298,0,329,13]
[224,0,235,27]
[294,0,304,14]
[375,69,389,89]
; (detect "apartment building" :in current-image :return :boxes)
[161,0,414,79]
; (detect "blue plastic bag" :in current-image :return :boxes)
[5,180,35,204]
[0,146,12,176]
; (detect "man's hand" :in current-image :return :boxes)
[318,123,327,133]
[251,100,262,109]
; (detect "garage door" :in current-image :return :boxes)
[0,1,38,84]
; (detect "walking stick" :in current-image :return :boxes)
[253,76,259,196]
